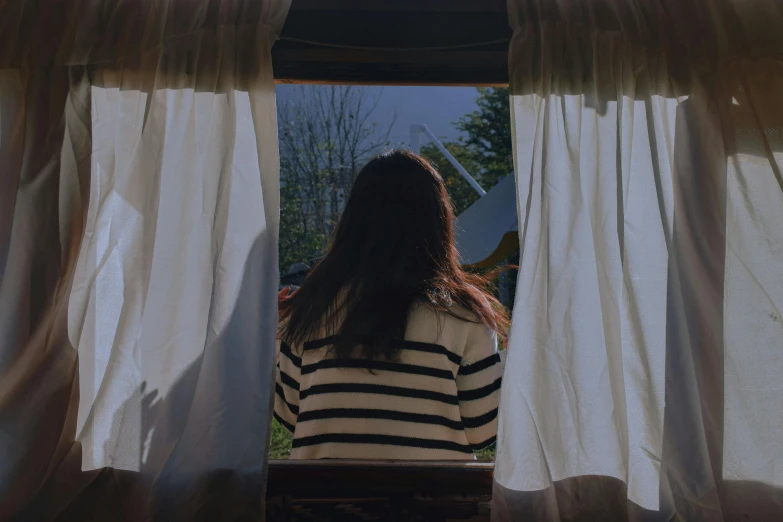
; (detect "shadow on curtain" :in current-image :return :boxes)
[0,1,291,520]
[495,0,783,520]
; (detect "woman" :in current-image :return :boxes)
[275,149,507,460]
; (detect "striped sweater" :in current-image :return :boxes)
[274,303,503,460]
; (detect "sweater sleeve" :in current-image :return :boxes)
[456,324,503,450]
[274,340,301,434]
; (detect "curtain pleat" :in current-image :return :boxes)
[0,67,91,520]
[0,1,290,520]
[497,0,783,520]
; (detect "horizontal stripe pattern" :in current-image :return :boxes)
[274,309,502,460]
[297,443,473,460]
[304,336,462,365]
[298,408,465,431]
[292,433,473,454]
[472,435,497,451]
[301,358,455,380]
[462,408,498,429]
[280,342,301,368]
[279,370,299,391]
[276,383,299,415]
[458,353,501,376]
[300,382,459,404]
[458,377,501,402]
[273,411,295,433]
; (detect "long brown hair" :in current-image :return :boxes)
[279,149,508,359]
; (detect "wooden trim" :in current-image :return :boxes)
[269,459,495,469]
[289,0,507,13]
[271,67,509,86]
[273,49,508,66]
[274,78,509,87]
[266,459,495,497]
[271,54,510,85]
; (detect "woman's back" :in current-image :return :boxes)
[276,150,508,460]
[275,303,502,459]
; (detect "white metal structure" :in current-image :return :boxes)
[410,124,486,196]
[453,172,517,266]
[410,123,517,266]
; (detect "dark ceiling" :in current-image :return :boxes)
[272,0,511,85]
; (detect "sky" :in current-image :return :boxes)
[274,85,480,148]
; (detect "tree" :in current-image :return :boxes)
[437,87,517,309]
[455,87,513,189]
[419,87,513,218]
[419,142,482,216]
[278,86,394,273]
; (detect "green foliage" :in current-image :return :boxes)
[277,86,392,273]
[279,176,329,274]
[455,87,513,189]
[474,443,497,461]
[419,142,481,216]
[420,87,513,220]
[269,418,293,459]
[443,87,518,311]
[278,86,514,274]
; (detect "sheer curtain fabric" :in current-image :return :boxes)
[0,1,290,519]
[496,0,783,520]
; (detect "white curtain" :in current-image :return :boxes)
[496,0,783,520]
[0,1,290,519]
[71,83,278,476]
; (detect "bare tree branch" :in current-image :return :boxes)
[278,86,394,270]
